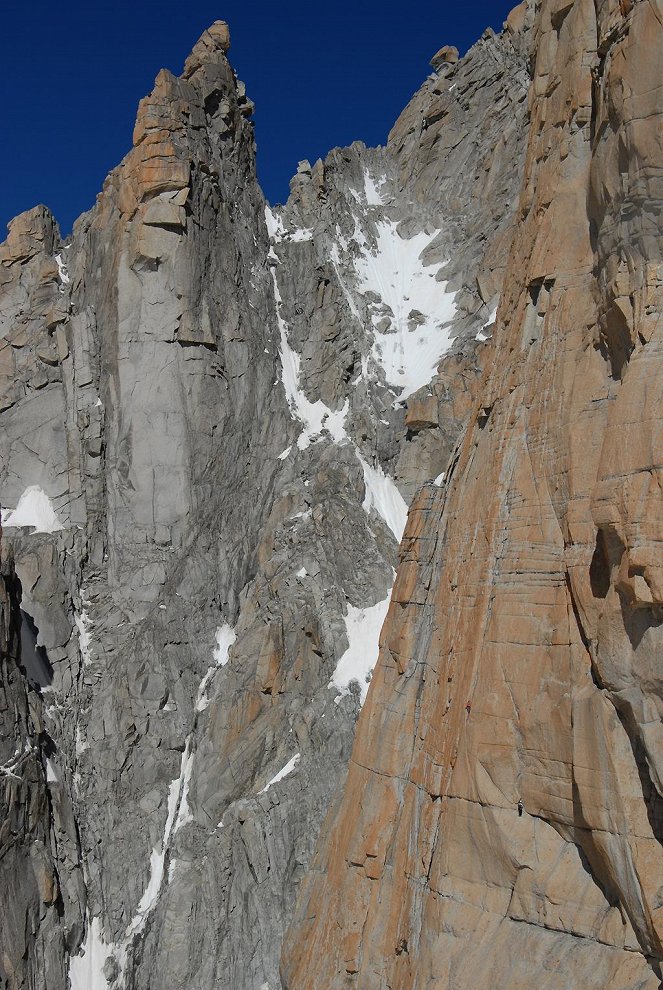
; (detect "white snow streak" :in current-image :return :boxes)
[260,753,301,792]
[0,747,24,780]
[2,486,63,533]
[126,765,182,938]
[278,445,292,461]
[173,744,195,833]
[330,589,393,706]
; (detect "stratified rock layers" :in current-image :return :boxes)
[282,1,663,988]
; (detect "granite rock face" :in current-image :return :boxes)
[282,1,663,988]
[2,2,660,989]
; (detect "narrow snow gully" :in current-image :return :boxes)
[268,211,407,542]
[68,623,237,989]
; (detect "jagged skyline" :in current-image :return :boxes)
[2,1,513,234]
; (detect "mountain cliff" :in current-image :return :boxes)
[1,2,662,988]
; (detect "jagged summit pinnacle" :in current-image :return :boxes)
[183,19,231,78]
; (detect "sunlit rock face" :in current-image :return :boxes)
[281,2,663,989]
[4,3,662,989]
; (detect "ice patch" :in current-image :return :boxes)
[260,753,301,793]
[353,221,457,399]
[357,454,408,542]
[330,590,392,706]
[2,486,63,534]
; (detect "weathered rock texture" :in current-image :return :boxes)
[282,1,663,988]
[2,1,661,988]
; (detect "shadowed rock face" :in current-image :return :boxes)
[2,2,661,989]
[19,609,54,689]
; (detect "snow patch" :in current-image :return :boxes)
[353,221,457,399]
[272,268,349,450]
[55,253,70,285]
[265,205,285,241]
[296,567,307,578]
[287,227,314,242]
[476,305,497,342]
[196,623,237,713]
[364,172,386,206]
[75,725,88,756]
[271,259,408,543]
[46,759,58,783]
[75,610,92,665]
[330,590,392,706]
[213,623,236,669]
[357,454,408,542]
[173,744,195,833]
[260,753,301,793]
[69,916,117,990]
[127,765,181,938]
[434,471,446,486]
[2,486,63,534]
[278,445,292,461]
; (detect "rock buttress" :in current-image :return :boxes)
[281,1,663,988]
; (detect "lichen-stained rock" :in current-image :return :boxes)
[282,1,663,988]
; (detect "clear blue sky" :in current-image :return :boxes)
[2,1,515,236]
